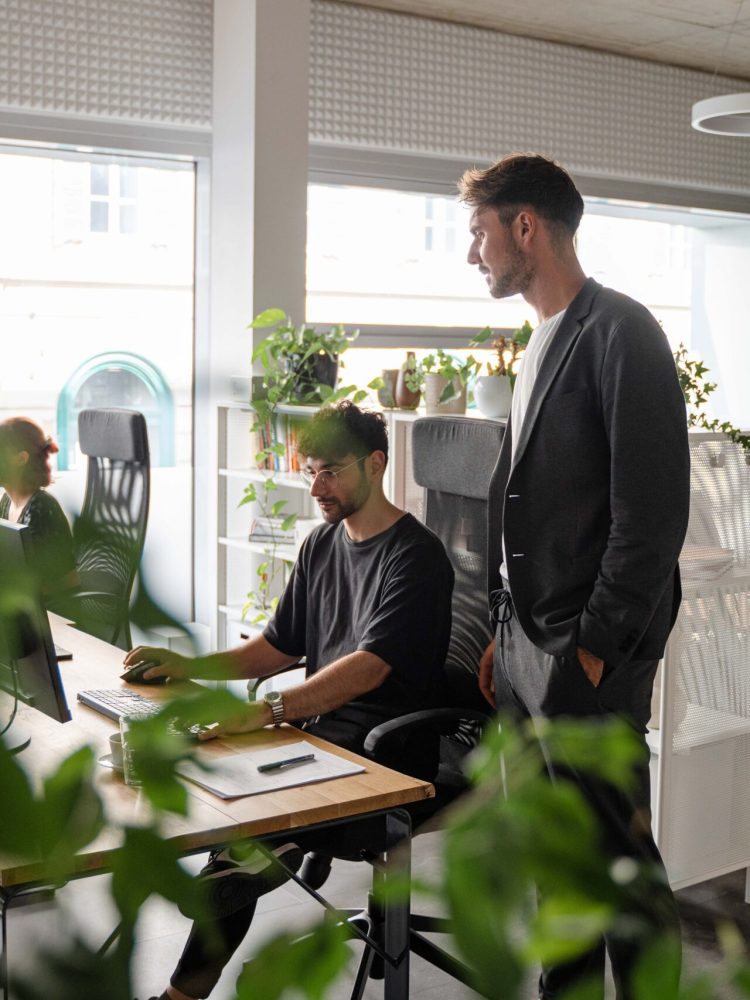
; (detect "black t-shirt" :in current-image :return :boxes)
[0,490,76,607]
[263,513,454,728]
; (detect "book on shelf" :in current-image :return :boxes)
[254,413,310,473]
[248,515,297,544]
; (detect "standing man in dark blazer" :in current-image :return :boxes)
[460,154,690,1000]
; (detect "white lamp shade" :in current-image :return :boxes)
[692,92,750,135]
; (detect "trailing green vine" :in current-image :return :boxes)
[674,342,750,455]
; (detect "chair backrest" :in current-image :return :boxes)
[73,408,150,647]
[412,416,506,716]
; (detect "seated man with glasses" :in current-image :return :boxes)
[126,400,454,1000]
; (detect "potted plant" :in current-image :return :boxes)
[251,308,359,405]
[244,309,371,623]
[421,349,480,415]
[470,320,532,418]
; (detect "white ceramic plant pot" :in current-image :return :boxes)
[474,374,512,418]
[424,373,467,415]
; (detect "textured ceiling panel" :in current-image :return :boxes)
[333,0,750,79]
[310,0,750,195]
[0,0,212,127]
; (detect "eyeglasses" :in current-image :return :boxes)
[300,457,363,489]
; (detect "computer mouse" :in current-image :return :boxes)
[120,661,168,685]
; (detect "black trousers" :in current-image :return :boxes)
[492,605,681,1000]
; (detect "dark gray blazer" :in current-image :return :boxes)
[494,277,690,669]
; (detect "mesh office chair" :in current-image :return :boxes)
[70,408,150,650]
[300,415,506,996]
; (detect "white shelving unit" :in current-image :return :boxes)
[650,433,750,896]
[216,403,320,649]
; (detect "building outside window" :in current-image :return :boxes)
[89,164,138,235]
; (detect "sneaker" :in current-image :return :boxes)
[197,841,304,917]
[300,851,333,891]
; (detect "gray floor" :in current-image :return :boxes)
[5,832,749,999]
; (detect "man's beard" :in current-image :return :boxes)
[489,245,533,299]
[317,497,358,524]
[316,475,370,524]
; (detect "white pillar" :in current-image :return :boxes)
[193,0,310,639]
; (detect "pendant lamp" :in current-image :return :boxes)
[692,93,750,135]
[691,1,750,136]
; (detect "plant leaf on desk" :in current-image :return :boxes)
[0,739,40,856]
[111,826,206,926]
[39,745,104,878]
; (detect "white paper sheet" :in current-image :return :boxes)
[177,739,365,799]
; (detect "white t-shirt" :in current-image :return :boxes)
[501,308,566,582]
[510,308,566,458]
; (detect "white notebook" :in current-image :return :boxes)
[177,739,365,800]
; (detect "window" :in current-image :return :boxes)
[424,195,456,253]
[306,182,750,426]
[89,164,138,235]
[0,145,196,623]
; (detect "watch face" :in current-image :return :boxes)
[265,691,282,705]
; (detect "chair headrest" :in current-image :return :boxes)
[412,416,506,500]
[78,409,150,462]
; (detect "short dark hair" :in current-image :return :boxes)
[458,153,584,237]
[297,401,389,467]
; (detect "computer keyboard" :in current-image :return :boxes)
[77,688,162,722]
[77,687,204,740]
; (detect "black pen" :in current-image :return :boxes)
[257,753,316,773]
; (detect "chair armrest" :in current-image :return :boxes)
[365,708,490,780]
[246,660,305,699]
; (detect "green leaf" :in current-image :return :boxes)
[0,739,40,856]
[438,380,459,403]
[368,376,385,390]
[39,746,105,880]
[250,307,287,329]
[629,932,681,1000]
[281,513,298,531]
[111,826,207,926]
[236,918,350,1000]
[524,895,613,964]
[270,499,287,515]
[514,320,534,346]
[471,325,494,345]
[11,936,133,1000]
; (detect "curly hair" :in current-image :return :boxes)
[296,401,389,467]
[458,153,584,238]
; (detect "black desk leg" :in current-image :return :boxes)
[1,892,10,1000]
[383,809,411,1000]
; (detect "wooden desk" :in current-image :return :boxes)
[1,617,435,999]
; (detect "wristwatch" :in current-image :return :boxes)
[263,690,285,727]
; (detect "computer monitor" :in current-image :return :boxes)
[0,520,72,749]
